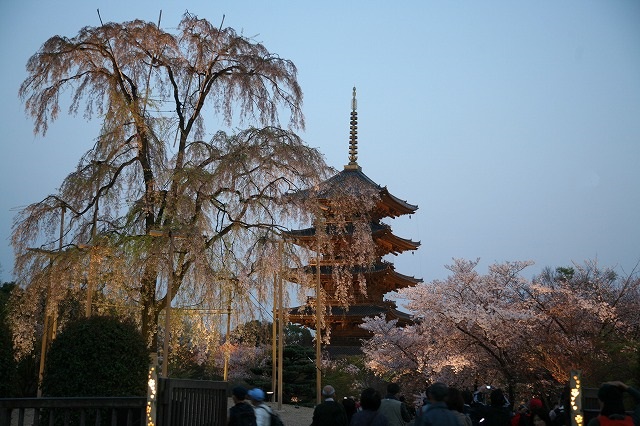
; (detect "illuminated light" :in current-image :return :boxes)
[570,370,583,426]
[147,363,158,426]
[148,378,157,400]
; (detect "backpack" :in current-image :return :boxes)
[237,409,257,426]
[258,405,285,426]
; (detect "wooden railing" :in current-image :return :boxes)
[0,379,228,426]
[0,396,146,426]
[157,379,227,426]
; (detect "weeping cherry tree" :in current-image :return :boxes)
[12,13,331,356]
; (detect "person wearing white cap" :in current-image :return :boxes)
[248,388,272,426]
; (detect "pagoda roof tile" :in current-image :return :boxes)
[295,168,418,218]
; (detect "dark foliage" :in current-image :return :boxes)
[246,344,316,405]
[284,324,313,346]
[41,315,149,396]
[0,283,17,396]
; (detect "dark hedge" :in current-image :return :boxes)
[42,315,149,397]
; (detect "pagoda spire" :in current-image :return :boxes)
[345,87,361,170]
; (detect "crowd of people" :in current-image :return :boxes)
[412,381,640,426]
[228,386,276,426]
[228,381,640,426]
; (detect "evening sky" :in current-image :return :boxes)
[1,0,639,286]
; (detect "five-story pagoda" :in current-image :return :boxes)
[288,88,422,356]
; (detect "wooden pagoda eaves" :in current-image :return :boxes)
[301,87,418,219]
[286,222,420,256]
[310,167,418,219]
[286,87,421,356]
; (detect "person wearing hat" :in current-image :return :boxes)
[311,385,348,426]
[229,386,257,426]
[587,381,640,426]
[248,388,272,426]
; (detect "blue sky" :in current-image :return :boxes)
[1,0,639,285]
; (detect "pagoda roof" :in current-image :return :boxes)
[297,87,417,219]
[289,261,422,288]
[373,224,421,255]
[286,89,417,223]
[324,346,363,357]
[285,222,420,255]
[288,303,413,325]
[368,262,423,292]
[313,168,418,219]
[328,304,413,323]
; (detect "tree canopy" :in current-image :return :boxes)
[361,259,640,396]
[12,13,331,355]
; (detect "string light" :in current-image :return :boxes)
[570,371,583,426]
[147,365,157,426]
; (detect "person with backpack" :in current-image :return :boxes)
[587,381,640,426]
[229,386,257,426]
[248,388,284,426]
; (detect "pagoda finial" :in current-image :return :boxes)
[345,86,361,170]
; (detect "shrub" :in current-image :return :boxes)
[42,315,149,396]
[0,283,17,397]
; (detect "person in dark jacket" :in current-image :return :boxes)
[419,382,459,426]
[447,387,472,426]
[587,381,640,426]
[343,397,357,424]
[479,389,511,426]
[350,388,389,426]
[530,407,552,426]
[312,385,348,426]
[229,386,257,426]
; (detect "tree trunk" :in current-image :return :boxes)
[140,272,159,351]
